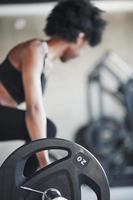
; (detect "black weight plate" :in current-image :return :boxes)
[0,138,110,200]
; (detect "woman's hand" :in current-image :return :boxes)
[37,150,50,169]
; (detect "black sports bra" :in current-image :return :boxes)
[0,42,48,104]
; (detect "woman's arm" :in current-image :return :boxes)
[21,42,48,168]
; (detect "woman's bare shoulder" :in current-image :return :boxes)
[7,39,45,70]
[9,38,45,60]
[10,38,44,52]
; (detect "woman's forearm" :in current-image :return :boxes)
[25,108,48,168]
[25,108,47,140]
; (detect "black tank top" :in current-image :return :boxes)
[0,42,48,104]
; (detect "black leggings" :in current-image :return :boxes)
[0,105,57,176]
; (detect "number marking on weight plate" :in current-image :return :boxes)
[74,153,90,169]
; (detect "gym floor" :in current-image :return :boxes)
[0,3,133,199]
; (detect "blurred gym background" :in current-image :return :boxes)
[0,0,133,199]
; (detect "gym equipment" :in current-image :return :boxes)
[0,138,110,200]
[75,51,133,186]
[75,117,126,159]
[118,78,133,133]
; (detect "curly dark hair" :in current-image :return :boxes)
[44,0,106,47]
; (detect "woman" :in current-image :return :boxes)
[0,0,106,174]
